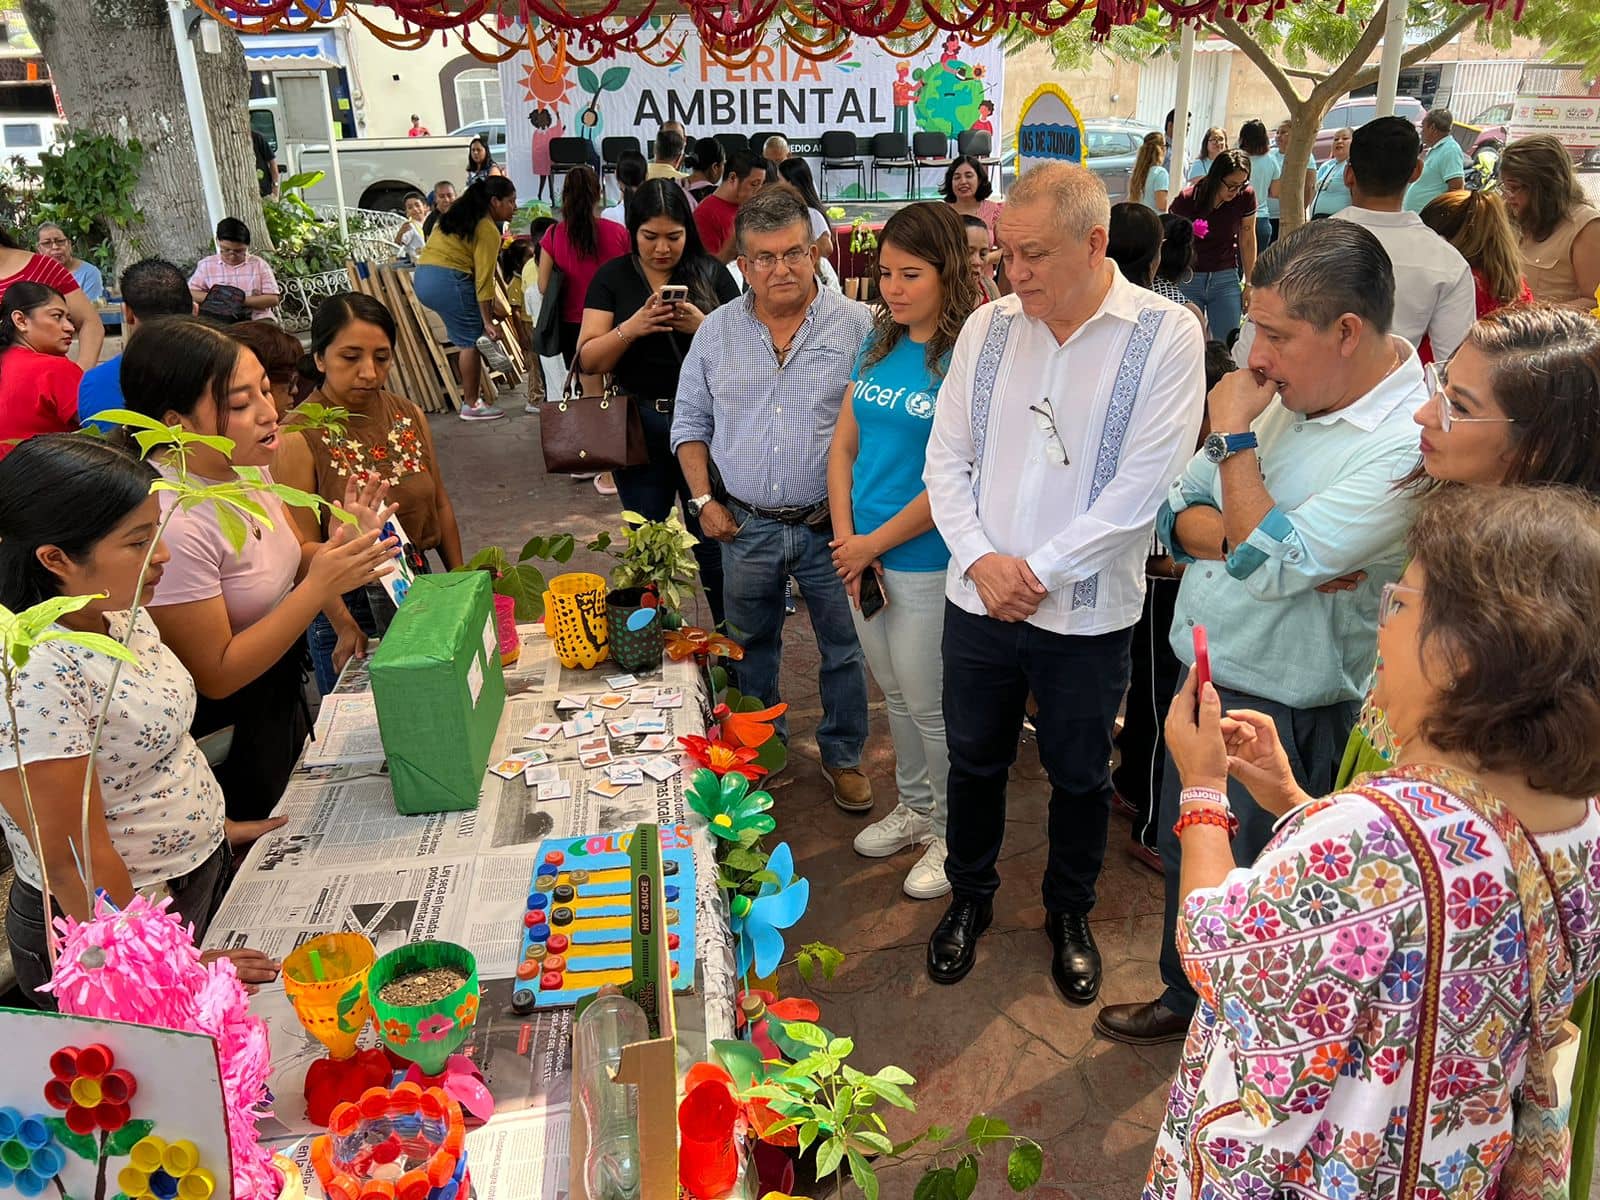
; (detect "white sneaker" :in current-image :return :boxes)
[476,334,514,374]
[459,402,504,421]
[903,837,950,900]
[853,803,931,858]
[524,400,540,414]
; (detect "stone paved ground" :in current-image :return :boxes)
[432,399,1179,1198]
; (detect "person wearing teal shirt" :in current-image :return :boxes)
[1405,108,1467,212]
[1240,120,1280,248]
[1311,126,1355,217]
[1267,118,1315,238]
[827,202,978,903]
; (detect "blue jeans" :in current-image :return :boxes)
[1255,215,1274,253]
[941,603,1132,913]
[849,567,949,835]
[720,503,867,768]
[1180,269,1243,344]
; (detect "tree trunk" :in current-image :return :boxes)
[20,0,267,274]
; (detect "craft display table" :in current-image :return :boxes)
[202,626,738,1200]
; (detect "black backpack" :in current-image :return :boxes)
[197,284,249,324]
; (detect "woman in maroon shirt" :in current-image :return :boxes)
[1167,149,1257,342]
[0,281,82,460]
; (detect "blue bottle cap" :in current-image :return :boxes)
[526,892,549,910]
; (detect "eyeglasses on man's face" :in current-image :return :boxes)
[745,247,811,274]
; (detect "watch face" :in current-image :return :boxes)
[1203,433,1228,463]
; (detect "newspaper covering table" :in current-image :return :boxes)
[204,625,740,1200]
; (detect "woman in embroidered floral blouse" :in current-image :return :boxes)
[277,293,463,686]
[0,436,277,1005]
[1153,484,1600,1200]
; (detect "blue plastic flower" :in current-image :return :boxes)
[729,842,810,980]
[0,1106,66,1197]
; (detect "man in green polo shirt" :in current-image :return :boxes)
[1404,107,1466,212]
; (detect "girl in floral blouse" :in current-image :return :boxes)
[1156,485,1600,1200]
[0,436,277,1005]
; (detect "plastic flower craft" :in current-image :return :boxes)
[383,1019,413,1046]
[730,843,810,980]
[665,627,745,664]
[417,1013,457,1043]
[0,1107,66,1196]
[43,1044,136,1135]
[686,769,776,842]
[117,1135,217,1200]
[679,735,767,780]
[715,701,788,750]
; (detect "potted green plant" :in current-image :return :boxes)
[451,533,575,664]
[588,510,701,671]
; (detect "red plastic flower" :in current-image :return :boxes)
[43,1044,136,1136]
[417,1014,456,1043]
[678,735,767,779]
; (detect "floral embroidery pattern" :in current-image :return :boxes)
[1144,771,1600,1200]
[324,415,426,487]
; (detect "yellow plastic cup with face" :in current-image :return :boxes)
[129,1136,166,1173]
[162,1140,200,1176]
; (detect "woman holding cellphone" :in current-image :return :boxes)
[827,202,980,899]
[576,179,739,625]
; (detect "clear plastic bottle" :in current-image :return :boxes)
[574,993,650,1200]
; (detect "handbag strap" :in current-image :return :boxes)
[1354,765,1572,1200]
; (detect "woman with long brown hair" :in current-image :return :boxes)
[1500,134,1600,309]
[825,201,980,901]
[1420,189,1533,317]
[1130,131,1170,213]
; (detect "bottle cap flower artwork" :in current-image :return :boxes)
[118,1135,218,1200]
[0,1106,66,1197]
[310,1085,470,1200]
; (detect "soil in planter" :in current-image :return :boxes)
[379,967,468,1007]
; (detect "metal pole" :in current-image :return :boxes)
[1172,23,1196,181]
[1375,0,1407,118]
[322,72,349,240]
[167,0,226,232]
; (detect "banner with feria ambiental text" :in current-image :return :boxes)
[499,27,1004,201]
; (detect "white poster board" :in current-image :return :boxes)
[498,28,1004,200]
[1507,95,1600,152]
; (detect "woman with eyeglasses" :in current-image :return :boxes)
[826,202,980,901]
[1184,127,1229,182]
[1499,135,1600,310]
[1153,483,1600,1200]
[1168,149,1257,342]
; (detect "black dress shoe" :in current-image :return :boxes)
[1045,911,1101,1004]
[1093,999,1191,1045]
[926,894,993,985]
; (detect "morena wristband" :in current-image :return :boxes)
[1180,786,1231,812]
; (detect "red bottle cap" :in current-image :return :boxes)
[546,934,569,954]
[540,971,564,989]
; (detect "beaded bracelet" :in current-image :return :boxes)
[1173,805,1238,840]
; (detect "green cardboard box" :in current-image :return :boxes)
[370,572,506,814]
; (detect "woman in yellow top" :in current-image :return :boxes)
[412,175,518,422]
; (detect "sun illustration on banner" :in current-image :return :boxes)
[520,59,574,109]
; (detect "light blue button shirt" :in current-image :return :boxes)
[1311,157,1354,217]
[1405,137,1467,212]
[1155,347,1426,708]
[1266,151,1315,220]
[671,284,873,508]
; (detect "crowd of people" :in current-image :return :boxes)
[0,105,1594,1200]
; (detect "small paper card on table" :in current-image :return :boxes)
[594,693,629,710]
[607,763,644,785]
[537,780,572,801]
[605,672,639,689]
[562,715,596,738]
[606,718,638,738]
[556,694,588,711]
[654,688,684,709]
[642,756,682,781]
[524,763,562,785]
[589,777,629,798]
[635,715,668,734]
[628,687,658,705]
[638,732,672,753]
[491,756,533,780]
[524,722,561,742]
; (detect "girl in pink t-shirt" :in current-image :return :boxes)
[126,317,398,822]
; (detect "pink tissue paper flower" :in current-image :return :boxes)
[1191,219,1210,239]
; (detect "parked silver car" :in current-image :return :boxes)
[1082,118,1152,202]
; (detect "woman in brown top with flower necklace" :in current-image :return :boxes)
[277,293,465,682]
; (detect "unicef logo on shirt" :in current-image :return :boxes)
[904,390,935,419]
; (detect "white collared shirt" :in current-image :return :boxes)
[1331,206,1475,360]
[924,267,1207,636]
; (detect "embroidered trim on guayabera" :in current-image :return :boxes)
[1072,306,1166,610]
[968,309,1015,508]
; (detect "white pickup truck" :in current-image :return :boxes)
[249,102,507,211]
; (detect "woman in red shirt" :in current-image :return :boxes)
[0,281,82,460]
[0,231,102,368]
[1420,189,1534,318]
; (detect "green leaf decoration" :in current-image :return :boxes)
[875,1064,915,1086]
[104,1118,156,1158]
[711,1037,764,1085]
[213,502,250,554]
[496,564,549,621]
[814,1137,845,1180]
[577,65,599,94]
[753,735,788,775]
[16,593,101,636]
[925,1124,952,1143]
[967,1113,1010,1146]
[796,949,814,984]
[781,1020,828,1049]
[599,65,631,91]
[954,1154,979,1199]
[771,1020,834,1062]
[335,979,366,1032]
[36,630,139,665]
[1006,1142,1044,1192]
[847,1148,879,1200]
[860,1074,915,1111]
[44,1116,99,1161]
[826,1036,855,1058]
[91,408,169,433]
[797,1119,820,1153]
[854,1130,894,1156]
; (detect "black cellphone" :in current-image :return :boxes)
[858,569,887,620]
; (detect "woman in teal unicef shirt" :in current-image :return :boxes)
[826,202,981,902]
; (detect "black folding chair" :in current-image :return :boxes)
[601,136,640,181]
[912,131,952,198]
[957,129,1002,172]
[549,137,594,192]
[818,130,865,202]
[871,132,916,199]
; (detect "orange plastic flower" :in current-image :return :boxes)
[665,627,745,663]
[383,1019,412,1046]
[455,994,480,1027]
[679,735,767,779]
[719,702,788,749]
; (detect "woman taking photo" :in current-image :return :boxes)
[0,282,82,458]
[1130,131,1170,212]
[413,175,518,422]
[0,436,277,1005]
[1184,127,1229,182]
[575,179,738,625]
[279,294,465,671]
[1153,483,1600,1200]
[464,136,500,187]
[941,155,1003,241]
[826,202,980,901]
[1168,149,1257,342]
[124,317,396,821]
[1500,135,1600,309]
[1419,190,1533,317]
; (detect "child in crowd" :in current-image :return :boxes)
[521,216,565,411]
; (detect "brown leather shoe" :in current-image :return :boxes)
[823,764,873,813]
[1094,1000,1191,1045]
